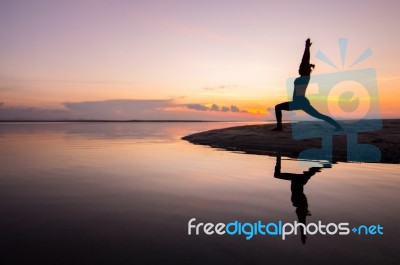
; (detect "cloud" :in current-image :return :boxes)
[230,105,240,112]
[0,99,177,120]
[63,99,176,119]
[64,99,172,111]
[0,106,72,120]
[186,103,247,113]
[221,106,229,112]
[0,99,258,121]
[187,103,209,111]
[210,104,219,111]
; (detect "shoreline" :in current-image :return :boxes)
[182,119,400,164]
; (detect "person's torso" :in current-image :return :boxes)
[293,76,310,99]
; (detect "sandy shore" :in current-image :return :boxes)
[182,119,400,163]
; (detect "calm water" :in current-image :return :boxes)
[0,122,399,265]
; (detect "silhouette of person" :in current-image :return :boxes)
[272,38,343,131]
[274,155,324,244]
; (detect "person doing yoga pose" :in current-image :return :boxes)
[272,38,343,131]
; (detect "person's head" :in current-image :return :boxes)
[298,63,315,76]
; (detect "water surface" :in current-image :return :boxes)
[0,122,399,265]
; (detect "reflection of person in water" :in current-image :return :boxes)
[272,38,343,131]
[274,155,323,244]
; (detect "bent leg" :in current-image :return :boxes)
[302,105,342,129]
[273,102,290,130]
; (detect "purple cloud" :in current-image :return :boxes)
[210,104,219,111]
[221,106,229,112]
[186,103,246,113]
[0,106,72,120]
[0,99,255,121]
[187,104,209,111]
[63,99,177,120]
[230,105,240,112]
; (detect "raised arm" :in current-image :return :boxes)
[301,38,312,66]
[298,38,314,76]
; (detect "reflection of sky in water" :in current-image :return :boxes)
[0,122,399,264]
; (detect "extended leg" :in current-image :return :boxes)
[302,105,343,130]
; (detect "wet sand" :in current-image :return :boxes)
[182,119,400,163]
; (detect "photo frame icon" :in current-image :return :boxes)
[286,57,382,163]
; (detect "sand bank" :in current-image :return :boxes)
[182,120,400,163]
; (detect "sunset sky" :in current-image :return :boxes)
[0,0,399,120]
